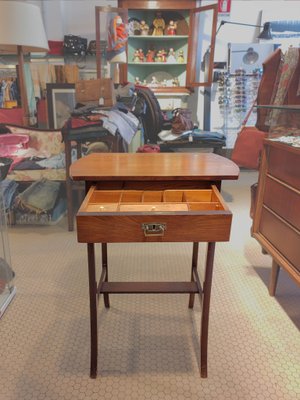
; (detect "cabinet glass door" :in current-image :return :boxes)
[186,4,218,87]
[95,6,128,84]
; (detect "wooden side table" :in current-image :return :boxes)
[70,153,239,378]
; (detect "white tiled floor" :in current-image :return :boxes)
[0,170,299,400]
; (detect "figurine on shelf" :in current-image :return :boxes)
[138,48,145,62]
[172,77,180,87]
[135,77,141,85]
[149,76,159,87]
[167,48,176,63]
[146,49,155,62]
[133,49,141,62]
[152,12,165,36]
[142,79,147,86]
[140,20,149,36]
[160,48,167,62]
[166,20,177,35]
[155,50,163,62]
[177,50,185,63]
[162,79,168,87]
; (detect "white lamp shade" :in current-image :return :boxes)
[0,1,49,53]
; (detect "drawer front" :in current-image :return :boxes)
[264,176,300,231]
[77,186,232,243]
[77,213,232,243]
[260,207,300,271]
[268,146,300,190]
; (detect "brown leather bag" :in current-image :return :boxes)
[171,108,194,134]
[231,101,267,170]
[75,78,115,107]
[231,126,267,170]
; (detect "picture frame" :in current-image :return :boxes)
[46,83,76,129]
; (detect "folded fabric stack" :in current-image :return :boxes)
[13,178,66,225]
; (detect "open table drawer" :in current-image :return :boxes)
[76,185,232,243]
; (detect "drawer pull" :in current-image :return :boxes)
[142,223,166,237]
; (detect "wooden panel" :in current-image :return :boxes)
[77,213,232,243]
[70,153,240,182]
[264,176,300,231]
[268,145,300,190]
[101,281,198,294]
[119,204,188,212]
[118,0,196,10]
[259,207,300,271]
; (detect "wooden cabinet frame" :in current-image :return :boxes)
[95,1,217,89]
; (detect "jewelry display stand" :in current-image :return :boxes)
[0,158,16,318]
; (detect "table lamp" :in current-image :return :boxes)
[0,1,49,126]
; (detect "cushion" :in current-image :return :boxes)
[7,125,64,155]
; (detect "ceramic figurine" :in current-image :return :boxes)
[152,12,165,36]
[166,20,177,35]
[138,48,145,62]
[133,50,140,62]
[140,20,149,36]
[177,50,185,63]
[135,77,141,85]
[146,49,155,62]
[155,50,163,62]
[160,48,167,62]
[167,48,176,63]
[149,76,159,87]
[172,77,180,87]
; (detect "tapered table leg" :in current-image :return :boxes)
[200,242,216,378]
[269,259,280,296]
[87,243,98,378]
[188,242,199,309]
[102,243,110,308]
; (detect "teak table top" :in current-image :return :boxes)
[70,153,240,182]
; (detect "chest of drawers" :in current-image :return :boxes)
[252,140,300,295]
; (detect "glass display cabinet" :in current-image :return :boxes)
[95,1,218,93]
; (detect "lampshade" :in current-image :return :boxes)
[243,48,259,64]
[257,22,273,40]
[0,1,49,54]
[0,2,48,126]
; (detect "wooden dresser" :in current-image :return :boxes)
[252,139,300,295]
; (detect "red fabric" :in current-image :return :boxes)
[36,98,48,127]
[231,127,267,170]
[0,108,24,125]
[48,40,64,55]
[137,144,160,153]
[68,118,101,129]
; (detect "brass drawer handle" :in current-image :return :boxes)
[142,223,166,237]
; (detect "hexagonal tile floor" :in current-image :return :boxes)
[1,171,299,400]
